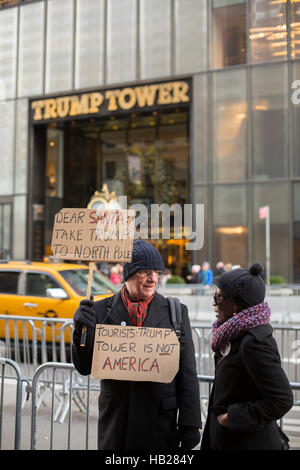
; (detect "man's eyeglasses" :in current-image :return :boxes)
[213,292,228,305]
[135,270,164,278]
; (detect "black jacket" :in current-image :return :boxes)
[72,292,201,450]
[201,324,294,450]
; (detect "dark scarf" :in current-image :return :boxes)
[211,302,271,353]
[120,284,154,327]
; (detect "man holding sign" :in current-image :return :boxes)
[72,240,201,450]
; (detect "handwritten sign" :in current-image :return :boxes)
[51,208,135,262]
[91,324,180,383]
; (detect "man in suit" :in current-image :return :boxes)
[72,240,201,450]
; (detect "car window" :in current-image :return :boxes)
[0,271,20,294]
[59,269,118,296]
[25,272,61,297]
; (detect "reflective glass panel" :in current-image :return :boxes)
[0,101,15,195]
[249,0,287,63]
[251,64,288,179]
[0,8,17,99]
[293,183,300,282]
[15,99,28,194]
[292,61,300,176]
[212,0,247,68]
[45,0,74,93]
[12,195,26,260]
[290,2,300,59]
[175,0,208,73]
[75,0,104,89]
[140,0,171,79]
[213,184,248,269]
[18,1,44,97]
[107,0,137,84]
[253,183,289,282]
[212,68,247,182]
[193,74,208,182]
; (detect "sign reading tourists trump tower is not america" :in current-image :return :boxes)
[51,208,135,263]
[91,324,180,383]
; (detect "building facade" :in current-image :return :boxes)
[0,0,300,282]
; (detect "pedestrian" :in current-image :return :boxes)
[201,261,213,288]
[72,240,201,450]
[201,262,294,450]
[214,261,225,278]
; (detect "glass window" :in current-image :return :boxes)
[193,74,208,182]
[75,0,104,89]
[213,184,248,269]
[253,183,289,283]
[12,195,26,260]
[293,183,300,282]
[0,203,12,260]
[0,271,19,294]
[18,1,45,97]
[249,0,287,63]
[290,2,300,60]
[26,272,61,297]
[140,0,171,79]
[59,269,117,295]
[174,0,208,73]
[251,64,288,179]
[212,68,248,182]
[45,0,74,93]
[0,7,17,99]
[106,0,137,84]
[0,101,15,196]
[292,61,300,177]
[15,99,28,194]
[211,0,247,68]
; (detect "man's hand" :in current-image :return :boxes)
[217,413,229,427]
[73,299,96,332]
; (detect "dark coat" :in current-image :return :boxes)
[201,324,294,450]
[72,292,201,450]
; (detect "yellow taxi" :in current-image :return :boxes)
[0,260,119,347]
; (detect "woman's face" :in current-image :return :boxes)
[213,286,238,323]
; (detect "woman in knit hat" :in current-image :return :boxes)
[72,240,201,450]
[201,262,293,450]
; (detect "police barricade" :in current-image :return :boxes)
[0,357,28,450]
[28,366,300,450]
[1,314,300,384]
[0,315,74,381]
[30,362,100,450]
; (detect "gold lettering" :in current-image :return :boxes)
[135,85,158,107]
[118,88,136,110]
[172,81,189,103]
[89,92,104,113]
[32,100,45,120]
[158,83,173,105]
[44,99,57,119]
[56,97,70,118]
[69,94,89,116]
[105,90,120,111]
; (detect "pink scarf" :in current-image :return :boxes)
[211,302,271,353]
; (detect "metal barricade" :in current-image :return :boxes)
[0,357,27,450]
[30,362,100,450]
[0,315,74,380]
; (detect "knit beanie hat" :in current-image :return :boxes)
[214,262,266,308]
[123,240,164,281]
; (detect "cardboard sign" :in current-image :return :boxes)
[91,324,180,383]
[51,208,135,262]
